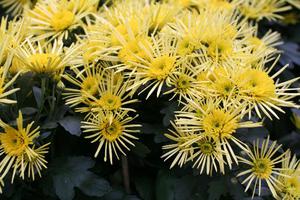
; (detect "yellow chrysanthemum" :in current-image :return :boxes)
[161,122,196,168]
[237,137,288,198]
[15,38,82,76]
[176,99,261,168]
[81,110,141,164]
[0,0,31,16]
[277,151,300,200]
[235,59,300,119]
[63,63,103,108]
[125,35,182,99]
[21,143,50,181]
[238,0,291,21]
[191,136,225,175]
[0,111,39,183]
[27,0,98,41]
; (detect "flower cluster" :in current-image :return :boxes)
[0,0,299,198]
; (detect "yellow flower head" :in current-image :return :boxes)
[27,0,98,41]
[238,0,291,21]
[176,99,261,168]
[0,0,31,16]
[162,122,196,168]
[81,110,141,164]
[237,137,288,198]
[191,136,225,175]
[16,38,82,75]
[0,111,40,183]
[277,151,300,200]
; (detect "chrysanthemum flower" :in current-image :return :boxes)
[0,66,19,105]
[235,58,300,119]
[27,0,98,41]
[125,35,183,99]
[176,99,261,168]
[161,122,196,168]
[164,62,209,101]
[238,0,291,21]
[276,151,300,200]
[0,0,31,16]
[0,35,19,105]
[63,63,103,108]
[243,27,282,64]
[81,110,141,164]
[237,137,288,198]
[21,143,50,181]
[64,64,138,114]
[191,136,225,175]
[0,111,40,183]
[15,38,82,76]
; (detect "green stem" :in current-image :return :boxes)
[121,156,131,194]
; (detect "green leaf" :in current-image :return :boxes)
[132,142,151,158]
[208,178,227,200]
[59,116,82,136]
[52,156,111,200]
[134,175,155,200]
[160,102,178,127]
[77,173,111,197]
[33,86,42,108]
[155,170,176,200]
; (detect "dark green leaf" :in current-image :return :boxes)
[59,116,82,136]
[77,174,111,197]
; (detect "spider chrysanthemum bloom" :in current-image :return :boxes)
[15,38,82,76]
[63,63,103,109]
[238,0,291,21]
[235,58,300,119]
[0,65,20,105]
[161,122,197,168]
[237,137,288,198]
[81,110,141,164]
[65,66,139,114]
[244,28,282,63]
[276,151,300,200]
[191,136,225,175]
[0,111,40,183]
[125,35,182,99]
[27,0,98,41]
[21,143,50,181]
[0,0,31,16]
[176,100,261,168]
[164,63,208,101]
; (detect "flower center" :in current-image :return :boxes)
[147,55,176,80]
[101,121,123,142]
[176,75,192,91]
[98,93,122,110]
[252,158,273,179]
[27,53,61,73]
[203,109,238,139]
[0,127,29,156]
[199,140,215,155]
[51,9,75,31]
[81,76,99,97]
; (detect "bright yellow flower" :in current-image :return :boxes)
[0,111,39,183]
[0,0,31,16]
[162,122,196,168]
[27,0,98,41]
[238,0,291,21]
[277,151,300,200]
[81,110,141,164]
[237,137,288,198]
[15,38,82,75]
[176,99,261,168]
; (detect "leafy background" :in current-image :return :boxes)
[0,4,300,200]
